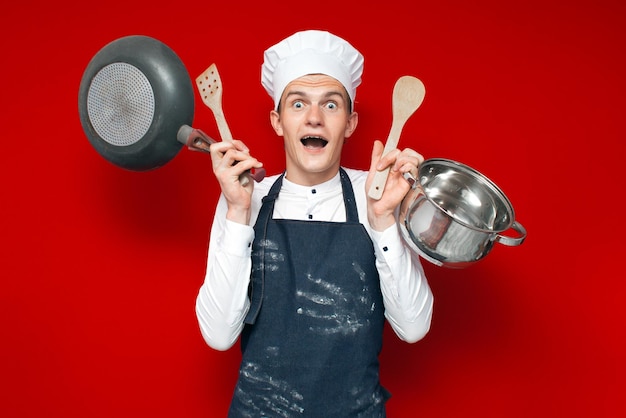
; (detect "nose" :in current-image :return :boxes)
[305,105,323,126]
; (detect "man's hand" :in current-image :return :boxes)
[210,139,263,225]
[366,140,424,231]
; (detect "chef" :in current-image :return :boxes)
[195,29,434,417]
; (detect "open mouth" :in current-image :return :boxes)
[301,136,328,149]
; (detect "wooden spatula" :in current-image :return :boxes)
[368,76,425,200]
[196,63,233,143]
[196,64,265,184]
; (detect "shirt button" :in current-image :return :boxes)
[311,189,317,194]
[308,214,313,220]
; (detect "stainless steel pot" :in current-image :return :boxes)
[399,158,526,268]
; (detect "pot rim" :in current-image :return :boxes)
[417,158,517,234]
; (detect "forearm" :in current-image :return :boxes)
[196,210,254,351]
[371,225,434,343]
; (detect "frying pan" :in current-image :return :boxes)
[78,35,216,171]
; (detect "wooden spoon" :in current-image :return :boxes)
[368,76,425,200]
[196,64,265,185]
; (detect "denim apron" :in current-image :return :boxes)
[227,169,389,417]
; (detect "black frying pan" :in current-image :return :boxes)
[78,35,215,171]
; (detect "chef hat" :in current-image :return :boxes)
[261,30,364,110]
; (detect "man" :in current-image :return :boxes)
[196,30,434,417]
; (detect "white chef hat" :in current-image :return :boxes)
[261,30,364,110]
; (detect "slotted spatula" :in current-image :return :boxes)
[196,64,265,184]
[368,76,425,200]
[197,64,233,143]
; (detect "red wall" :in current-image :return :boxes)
[2,1,625,416]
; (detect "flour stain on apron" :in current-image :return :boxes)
[234,360,305,417]
[253,239,284,273]
[349,386,386,413]
[295,262,375,336]
[353,261,377,309]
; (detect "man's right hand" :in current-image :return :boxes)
[210,139,263,225]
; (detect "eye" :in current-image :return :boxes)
[293,100,304,109]
[325,102,338,110]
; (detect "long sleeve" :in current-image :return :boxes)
[195,195,254,351]
[369,225,434,343]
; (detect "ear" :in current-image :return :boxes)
[344,111,359,139]
[270,110,283,136]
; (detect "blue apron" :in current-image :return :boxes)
[228,169,389,417]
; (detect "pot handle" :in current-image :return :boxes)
[495,221,527,246]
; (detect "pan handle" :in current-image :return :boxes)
[176,125,266,183]
[495,221,527,246]
[177,124,216,153]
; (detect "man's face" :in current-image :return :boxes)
[270,74,358,186]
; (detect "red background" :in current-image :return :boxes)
[2,0,625,416]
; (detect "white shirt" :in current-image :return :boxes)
[196,168,434,351]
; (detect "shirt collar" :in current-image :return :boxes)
[282,171,342,195]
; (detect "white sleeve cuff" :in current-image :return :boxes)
[221,220,255,257]
[370,224,405,262]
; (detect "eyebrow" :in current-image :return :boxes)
[284,90,346,102]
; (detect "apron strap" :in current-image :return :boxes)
[339,168,359,223]
[244,172,283,324]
